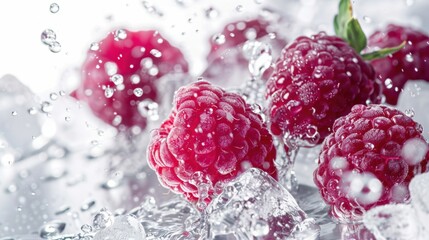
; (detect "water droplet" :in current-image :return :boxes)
[90,42,100,51]
[133,88,144,97]
[150,49,162,58]
[404,109,415,117]
[11,111,17,116]
[112,115,122,126]
[130,74,141,84]
[101,172,124,189]
[59,90,66,96]
[236,5,243,12]
[212,33,226,45]
[41,29,57,46]
[81,224,93,233]
[110,74,124,85]
[49,41,62,53]
[39,221,66,238]
[41,101,53,113]
[5,184,17,193]
[363,16,371,23]
[114,29,127,40]
[384,78,393,89]
[64,116,71,122]
[81,199,96,212]
[49,3,60,13]
[205,7,219,19]
[93,208,114,230]
[50,92,58,101]
[55,205,71,215]
[28,107,37,115]
[104,87,114,98]
[138,99,159,121]
[104,62,118,76]
[405,53,414,62]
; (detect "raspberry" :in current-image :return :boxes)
[266,32,381,148]
[147,81,277,203]
[368,24,429,105]
[73,29,188,130]
[314,104,429,222]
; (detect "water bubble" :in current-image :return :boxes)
[64,116,71,122]
[114,29,127,40]
[39,221,66,238]
[81,199,96,212]
[5,184,18,193]
[130,74,141,84]
[205,7,219,19]
[138,99,159,121]
[49,92,58,101]
[104,62,118,76]
[101,172,124,189]
[41,101,53,113]
[150,49,162,58]
[11,111,17,116]
[384,78,393,89]
[112,115,122,126]
[212,33,226,45]
[49,41,61,53]
[110,74,124,85]
[133,88,144,97]
[93,208,114,230]
[41,29,57,45]
[49,3,60,13]
[27,107,37,115]
[405,53,414,62]
[55,205,71,215]
[363,16,371,23]
[104,87,114,98]
[236,5,244,12]
[81,224,93,233]
[90,42,100,51]
[404,108,415,117]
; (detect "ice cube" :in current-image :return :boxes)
[206,168,320,239]
[363,204,422,240]
[410,172,429,233]
[93,215,146,240]
[0,74,54,162]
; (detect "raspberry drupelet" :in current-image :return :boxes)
[147,81,277,204]
[314,104,429,222]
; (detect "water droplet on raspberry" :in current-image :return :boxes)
[110,74,124,85]
[104,87,114,98]
[130,74,141,84]
[212,33,226,45]
[384,78,393,89]
[90,42,100,51]
[114,29,127,41]
[405,53,414,62]
[104,62,118,76]
[150,49,162,58]
[404,109,415,117]
[133,88,143,97]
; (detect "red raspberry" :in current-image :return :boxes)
[314,104,429,222]
[73,29,188,130]
[368,24,429,105]
[266,32,381,147]
[147,81,277,203]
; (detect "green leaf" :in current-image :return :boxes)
[334,0,353,39]
[361,41,406,61]
[345,18,367,53]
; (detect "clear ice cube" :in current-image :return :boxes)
[206,168,320,239]
[363,204,422,240]
[410,172,429,233]
[93,215,146,240]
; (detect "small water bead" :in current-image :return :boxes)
[236,5,244,12]
[49,3,60,13]
[11,111,17,116]
[55,205,71,215]
[50,92,58,101]
[401,138,428,165]
[140,57,153,69]
[93,208,114,230]
[114,29,127,41]
[133,88,144,97]
[212,33,226,45]
[150,49,162,58]
[49,41,62,53]
[110,74,124,85]
[81,224,93,233]
[41,101,53,113]
[5,184,18,193]
[59,90,66,96]
[65,116,71,122]
[104,62,118,76]
[28,107,37,115]
[248,42,273,77]
[384,78,393,89]
[362,16,371,23]
[138,99,159,121]
[130,74,141,84]
[404,108,415,117]
[81,199,96,212]
[205,7,219,19]
[41,29,57,46]
[39,221,66,238]
[90,42,100,51]
[405,53,414,62]
[104,87,114,98]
